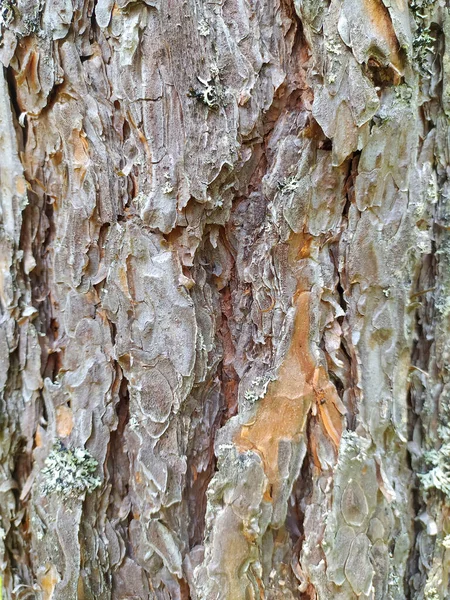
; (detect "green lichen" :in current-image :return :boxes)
[22,9,40,35]
[422,555,447,600]
[0,0,42,37]
[424,588,440,600]
[128,415,139,431]
[410,0,437,77]
[41,440,101,497]
[387,564,403,598]
[435,238,450,317]
[409,0,435,10]
[419,443,450,499]
[394,84,413,105]
[338,430,371,463]
[325,37,343,56]
[0,0,15,29]
[413,27,436,75]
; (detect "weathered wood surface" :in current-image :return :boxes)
[0,0,449,598]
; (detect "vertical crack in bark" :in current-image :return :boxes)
[404,20,449,592]
[405,103,450,596]
[218,284,239,425]
[405,249,439,597]
[286,410,315,598]
[185,257,240,548]
[336,152,360,431]
[106,369,130,524]
[286,148,359,595]
[0,60,38,596]
[5,65,26,149]
[405,265,431,598]
[184,8,309,558]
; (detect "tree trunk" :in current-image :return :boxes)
[0,0,449,598]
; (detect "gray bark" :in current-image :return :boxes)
[0,0,449,598]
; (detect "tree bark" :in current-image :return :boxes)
[0,0,449,598]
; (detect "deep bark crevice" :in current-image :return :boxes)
[106,369,131,526]
[5,65,25,148]
[405,245,437,597]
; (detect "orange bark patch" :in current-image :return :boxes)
[77,574,86,600]
[126,110,153,173]
[72,129,90,184]
[35,427,43,448]
[15,176,27,196]
[235,292,314,490]
[363,0,402,71]
[38,565,60,600]
[288,232,313,263]
[55,405,74,438]
[235,279,344,493]
[312,367,344,448]
[15,39,41,93]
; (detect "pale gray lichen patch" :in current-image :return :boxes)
[41,441,101,497]
[197,18,210,36]
[277,174,301,194]
[162,174,174,194]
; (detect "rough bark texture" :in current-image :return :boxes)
[0,0,449,598]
